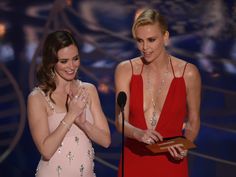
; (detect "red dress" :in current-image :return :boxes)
[118,59,189,177]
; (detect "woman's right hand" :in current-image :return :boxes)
[134,129,163,145]
[67,86,88,118]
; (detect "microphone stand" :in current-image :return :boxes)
[117,91,126,177]
[121,108,125,177]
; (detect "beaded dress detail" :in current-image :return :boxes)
[31,82,96,177]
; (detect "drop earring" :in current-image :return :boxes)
[50,68,55,79]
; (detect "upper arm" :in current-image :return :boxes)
[114,61,132,122]
[184,63,201,123]
[87,83,110,134]
[27,92,50,152]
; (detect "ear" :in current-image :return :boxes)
[163,31,169,47]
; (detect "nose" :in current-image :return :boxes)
[142,41,148,50]
[68,60,77,69]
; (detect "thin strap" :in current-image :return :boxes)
[169,57,176,78]
[182,62,188,77]
[129,59,144,75]
[129,60,134,74]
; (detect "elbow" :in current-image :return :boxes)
[115,119,122,133]
[38,145,54,161]
[184,119,200,142]
[40,150,53,161]
[42,155,51,161]
[103,140,111,148]
[102,135,111,148]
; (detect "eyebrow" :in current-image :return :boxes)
[58,54,79,60]
[135,37,142,41]
[135,36,157,41]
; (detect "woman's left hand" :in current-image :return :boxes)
[167,144,188,160]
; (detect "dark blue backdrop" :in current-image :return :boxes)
[0,0,236,177]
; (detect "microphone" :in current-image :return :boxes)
[117,91,127,112]
[117,91,127,177]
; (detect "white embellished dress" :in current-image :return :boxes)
[32,87,96,177]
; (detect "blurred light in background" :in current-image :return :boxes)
[98,82,110,94]
[0,22,6,37]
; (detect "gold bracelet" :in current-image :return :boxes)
[60,120,71,131]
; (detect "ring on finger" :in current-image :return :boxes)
[180,151,187,157]
[147,138,151,144]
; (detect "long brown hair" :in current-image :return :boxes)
[36,30,79,101]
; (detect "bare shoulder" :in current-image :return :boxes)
[115,57,142,75]
[80,81,97,93]
[80,82,99,107]
[171,56,200,78]
[185,63,200,78]
[28,87,45,102]
[184,63,201,94]
[27,87,47,114]
[115,60,132,73]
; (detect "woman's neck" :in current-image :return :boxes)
[145,53,170,72]
[54,78,72,95]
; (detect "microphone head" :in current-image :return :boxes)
[117,91,127,110]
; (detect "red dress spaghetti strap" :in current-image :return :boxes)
[118,60,189,177]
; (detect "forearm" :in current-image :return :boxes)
[79,121,111,148]
[39,113,76,160]
[116,113,143,141]
[184,119,200,142]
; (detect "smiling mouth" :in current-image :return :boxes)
[66,70,76,74]
[143,53,152,58]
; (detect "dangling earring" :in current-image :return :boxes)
[74,69,79,79]
[50,68,55,79]
[164,31,169,47]
[164,41,169,48]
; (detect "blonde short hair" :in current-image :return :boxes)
[132,8,168,38]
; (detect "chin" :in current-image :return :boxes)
[56,72,77,81]
[63,75,76,81]
[143,58,153,64]
[143,55,152,60]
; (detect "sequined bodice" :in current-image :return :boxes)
[33,86,96,177]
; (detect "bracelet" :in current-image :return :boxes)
[60,120,71,131]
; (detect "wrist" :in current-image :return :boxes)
[66,112,78,122]
[132,128,142,141]
[60,120,71,131]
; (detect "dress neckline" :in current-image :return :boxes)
[138,57,180,130]
[141,76,176,130]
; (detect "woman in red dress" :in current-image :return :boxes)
[115,8,201,177]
